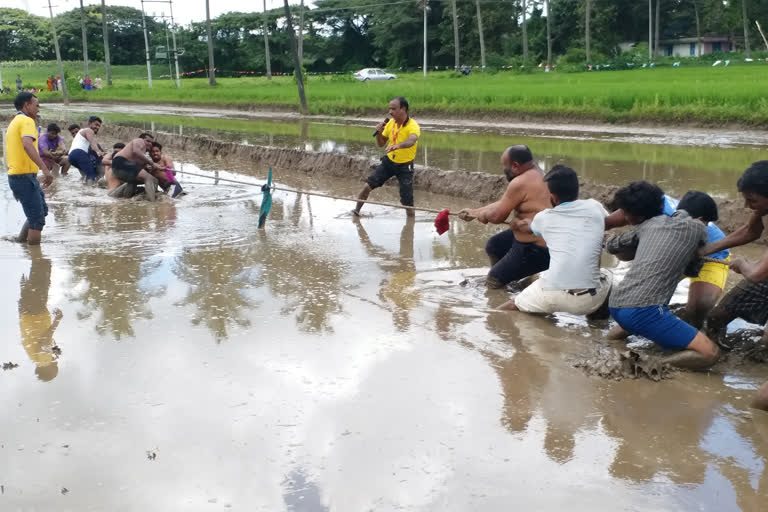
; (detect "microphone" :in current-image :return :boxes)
[372,118,389,137]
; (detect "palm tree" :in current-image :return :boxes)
[262,0,272,80]
[585,0,591,62]
[476,0,487,69]
[451,0,460,69]
[206,0,215,85]
[742,0,752,57]
[545,0,552,67]
[522,0,529,61]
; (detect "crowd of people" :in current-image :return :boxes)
[5,91,184,243]
[5,91,768,411]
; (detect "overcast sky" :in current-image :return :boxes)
[3,0,316,25]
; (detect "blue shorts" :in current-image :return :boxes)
[610,305,698,350]
[69,148,97,180]
[8,173,48,231]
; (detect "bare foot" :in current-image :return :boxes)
[751,381,768,411]
[607,324,630,340]
[499,299,518,311]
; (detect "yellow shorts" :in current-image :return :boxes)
[689,258,729,290]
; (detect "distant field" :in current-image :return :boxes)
[4,61,768,126]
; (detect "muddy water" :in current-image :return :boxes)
[2,140,768,510]
[42,103,768,201]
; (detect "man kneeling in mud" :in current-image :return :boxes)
[149,141,184,198]
[499,165,612,316]
[110,133,164,200]
[605,181,720,370]
[458,145,552,289]
[699,162,768,410]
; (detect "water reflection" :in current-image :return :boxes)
[354,217,418,331]
[18,246,62,381]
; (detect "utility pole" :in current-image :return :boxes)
[423,0,428,77]
[585,0,591,63]
[693,0,702,57]
[545,0,552,67]
[298,0,304,63]
[475,0,486,70]
[263,0,272,80]
[742,0,751,57]
[169,0,181,88]
[522,0,529,61]
[101,0,112,85]
[140,0,153,87]
[47,0,69,105]
[164,16,173,79]
[206,0,215,85]
[654,0,661,57]
[283,0,307,114]
[648,0,652,60]
[450,0,460,70]
[79,0,89,77]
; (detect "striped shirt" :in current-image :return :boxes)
[607,211,707,309]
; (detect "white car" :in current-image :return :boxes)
[354,68,397,81]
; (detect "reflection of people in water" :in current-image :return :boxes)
[354,217,418,331]
[19,247,62,381]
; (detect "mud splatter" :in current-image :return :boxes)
[2,362,19,371]
[60,487,69,495]
[146,450,157,461]
[571,344,676,381]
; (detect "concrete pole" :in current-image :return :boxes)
[648,0,653,61]
[48,0,69,105]
[169,0,181,88]
[79,0,89,78]
[585,0,591,63]
[423,1,428,77]
[101,0,112,85]
[206,0,216,85]
[522,0,529,61]
[545,0,552,67]
[654,0,661,57]
[141,0,153,87]
[476,0,486,70]
[263,0,272,80]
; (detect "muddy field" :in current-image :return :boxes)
[1,115,768,511]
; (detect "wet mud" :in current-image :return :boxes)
[571,344,676,381]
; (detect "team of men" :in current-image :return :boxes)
[6,92,768,410]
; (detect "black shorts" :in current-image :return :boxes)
[485,230,550,286]
[112,156,143,184]
[366,156,414,206]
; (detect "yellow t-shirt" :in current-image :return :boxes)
[6,113,39,175]
[382,118,420,164]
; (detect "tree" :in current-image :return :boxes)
[742,0,751,57]
[101,0,112,85]
[450,0,460,69]
[283,0,308,114]
[476,0,487,69]
[654,0,661,57]
[585,0,591,62]
[545,0,552,66]
[522,0,529,61]
[206,0,215,85]
[263,0,272,79]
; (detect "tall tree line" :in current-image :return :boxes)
[1,0,766,73]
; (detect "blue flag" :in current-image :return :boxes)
[258,168,273,229]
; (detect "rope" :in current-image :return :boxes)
[174,168,455,215]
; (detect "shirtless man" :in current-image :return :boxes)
[149,141,184,198]
[458,145,552,288]
[101,142,126,193]
[110,133,163,201]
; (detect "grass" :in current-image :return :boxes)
[5,60,768,126]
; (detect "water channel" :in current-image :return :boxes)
[1,105,767,510]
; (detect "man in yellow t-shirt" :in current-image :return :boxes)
[353,96,421,218]
[6,92,53,245]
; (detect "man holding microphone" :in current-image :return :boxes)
[353,96,421,218]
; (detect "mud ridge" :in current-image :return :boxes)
[571,344,676,381]
[90,125,752,236]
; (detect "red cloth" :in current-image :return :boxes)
[434,209,450,235]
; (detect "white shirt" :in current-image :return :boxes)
[530,199,608,290]
[69,131,90,154]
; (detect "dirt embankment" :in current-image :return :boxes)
[99,124,753,236]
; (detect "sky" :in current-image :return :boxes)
[2,0,317,25]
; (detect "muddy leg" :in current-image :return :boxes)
[705,302,737,348]
[606,324,630,340]
[751,381,768,411]
[138,170,158,201]
[661,331,720,370]
[15,220,30,243]
[499,299,519,311]
[686,281,722,330]
[353,184,372,216]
